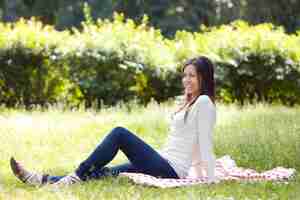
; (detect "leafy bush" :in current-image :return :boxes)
[0,15,181,108]
[0,17,299,108]
[171,21,300,105]
[0,19,78,108]
[61,13,181,106]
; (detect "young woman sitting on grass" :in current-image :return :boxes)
[10,56,218,186]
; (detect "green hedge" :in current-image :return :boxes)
[63,14,181,106]
[171,21,300,105]
[0,15,181,108]
[0,16,299,108]
[0,19,77,107]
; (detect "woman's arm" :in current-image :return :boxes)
[193,96,217,182]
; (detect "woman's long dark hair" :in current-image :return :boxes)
[182,56,215,104]
[174,56,216,117]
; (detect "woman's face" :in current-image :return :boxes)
[182,64,201,98]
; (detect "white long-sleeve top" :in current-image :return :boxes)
[160,95,216,180]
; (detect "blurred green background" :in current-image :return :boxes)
[1,0,300,36]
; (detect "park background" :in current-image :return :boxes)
[0,1,299,200]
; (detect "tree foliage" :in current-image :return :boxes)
[0,0,299,36]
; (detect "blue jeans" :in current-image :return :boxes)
[48,126,178,183]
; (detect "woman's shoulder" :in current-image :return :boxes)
[193,95,216,120]
[194,95,214,107]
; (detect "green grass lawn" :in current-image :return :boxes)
[0,103,299,200]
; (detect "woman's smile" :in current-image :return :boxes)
[182,64,201,98]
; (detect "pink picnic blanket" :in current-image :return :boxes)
[120,155,296,188]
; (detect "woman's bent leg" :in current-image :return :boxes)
[11,126,178,186]
[75,126,178,180]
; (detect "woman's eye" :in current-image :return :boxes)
[182,73,196,79]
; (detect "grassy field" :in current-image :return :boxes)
[0,103,299,200]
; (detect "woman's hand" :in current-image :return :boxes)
[188,162,220,183]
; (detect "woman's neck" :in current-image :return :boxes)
[186,92,200,104]
[174,94,200,114]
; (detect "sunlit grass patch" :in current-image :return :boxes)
[0,103,299,200]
